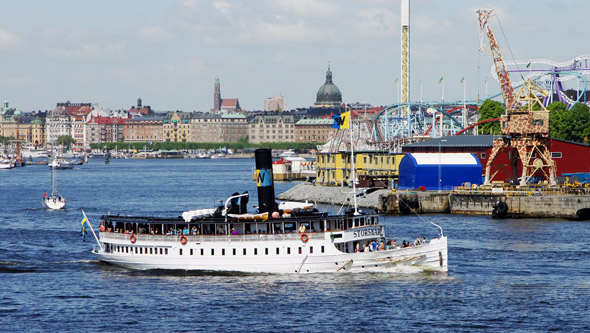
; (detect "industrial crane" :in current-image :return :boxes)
[477,8,556,186]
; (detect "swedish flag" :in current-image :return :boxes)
[80,217,89,242]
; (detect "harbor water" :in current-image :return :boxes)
[1,158,589,331]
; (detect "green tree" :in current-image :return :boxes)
[55,135,75,148]
[548,102,590,143]
[477,99,505,135]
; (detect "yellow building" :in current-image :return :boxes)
[0,110,46,146]
[163,112,191,142]
[315,151,404,187]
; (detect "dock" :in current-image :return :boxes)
[278,183,590,220]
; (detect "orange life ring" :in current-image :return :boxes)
[180,235,188,245]
[130,234,137,244]
[301,233,309,243]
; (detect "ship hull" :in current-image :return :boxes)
[93,233,447,274]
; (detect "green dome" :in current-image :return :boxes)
[315,65,342,107]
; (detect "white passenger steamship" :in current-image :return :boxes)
[88,149,448,274]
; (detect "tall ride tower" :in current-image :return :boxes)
[401,0,410,108]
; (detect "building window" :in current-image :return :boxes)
[481,153,486,159]
[551,152,562,158]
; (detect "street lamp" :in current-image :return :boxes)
[438,139,447,192]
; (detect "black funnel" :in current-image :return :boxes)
[255,148,277,214]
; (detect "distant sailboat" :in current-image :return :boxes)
[43,158,66,210]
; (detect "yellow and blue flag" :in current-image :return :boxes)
[331,111,350,129]
[80,217,89,241]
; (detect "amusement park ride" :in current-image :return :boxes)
[477,8,556,186]
[324,5,585,187]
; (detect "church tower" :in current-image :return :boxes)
[213,77,221,112]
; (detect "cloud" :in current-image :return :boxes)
[162,57,205,77]
[137,26,174,43]
[47,41,128,61]
[237,20,327,44]
[0,28,21,48]
[268,0,344,19]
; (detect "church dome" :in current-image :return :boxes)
[315,65,342,107]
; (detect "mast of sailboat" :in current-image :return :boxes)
[51,156,58,196]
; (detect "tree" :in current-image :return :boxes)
[477,99,505,135]
[548,102,590,143]
[55,135,75,148]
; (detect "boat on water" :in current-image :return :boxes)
[48,158,75,170]
[43,158,66,210]
[0,158,14,169]
[86,149,448,274]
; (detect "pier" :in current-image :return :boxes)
[278,183,590,219]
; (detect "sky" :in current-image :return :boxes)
[0,0,588,112]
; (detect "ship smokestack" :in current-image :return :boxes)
[254,148,277,214]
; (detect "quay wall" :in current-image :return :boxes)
[279,183,590,219]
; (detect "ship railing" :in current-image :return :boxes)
[99,231,327,243]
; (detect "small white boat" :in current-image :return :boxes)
[43,158,66,210]
[48,159,74,170]
[0,159,14,169]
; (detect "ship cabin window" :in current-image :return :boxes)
[287,247,291,255]
[347,219,353,229]
[276,248,280,255]
[165,249,168,255]
[551,152,562,158]
[273,223,283,233]
[265,248,269,255]
[321,246,325,253]
[160,248,163,255]
[135,248,138,254]
[254,248,258,255]
[233,249,236,256]
[284,223,296,233]
[243,248,246,255]
[298,247,302,254]
[179,249,183,256]
[211,249,215,256]
[190,249,194,256]
[201,249,204,256]
[309,246,313,254]
[222,249,225,256]
[150,248,153,255]
[126,247,129,253]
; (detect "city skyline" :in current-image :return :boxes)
[0,0,587,112]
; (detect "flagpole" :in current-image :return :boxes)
[82,209,102,248]
[463,77,467,129]
[348,106,359,216]
[348,110,360,215]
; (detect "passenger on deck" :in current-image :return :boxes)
[298,224,306,233]
[378,241,385,251]
[363,243,370,252]
[191,226,198,235]
[99,223,105,232]
[371,240,378,252]
[355,243,361,252]
[231,227,238,235]
[183,227,189,235]
[218,227,225,234]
